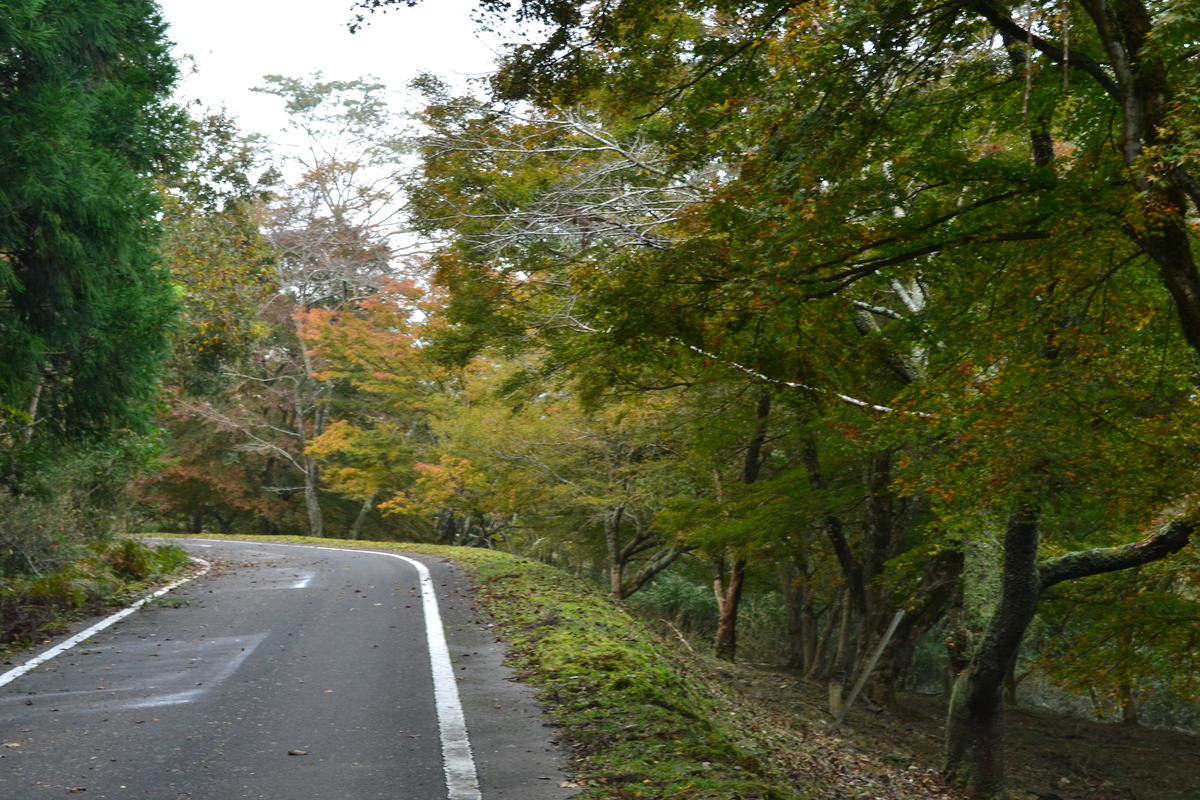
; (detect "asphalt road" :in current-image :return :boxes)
[0,540,575,800]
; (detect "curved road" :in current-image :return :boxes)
[0,540,574,799]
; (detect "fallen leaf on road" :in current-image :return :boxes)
[3,743,19,748]
[287,750,307,756]
[69,788,86,793]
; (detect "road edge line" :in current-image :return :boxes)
[311,545,483,800]
[0,556,212,689]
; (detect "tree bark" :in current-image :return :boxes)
[780,558,815,671]
[828,585,854,683]
[944,507,1041,799]
[1120,681,1139,725]
[348,492,377,540]
[713,556,746,662]
[871,547,964,702]
[605,504,626,596]
[1066,0,1200,358]
[303,454,324,538]
[708,391,771,659]
[214,511,236,535]
[616,543,685,599]
[436,508,458,544]
[808,585,841,679]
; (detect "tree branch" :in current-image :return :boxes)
[968,0,1120,99]
[1038,520,1195,592]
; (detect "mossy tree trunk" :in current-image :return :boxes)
[943,508,1040,798]
[943,509,1194,797]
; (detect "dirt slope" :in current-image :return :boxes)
[715,660,1200,800]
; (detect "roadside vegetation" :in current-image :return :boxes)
[0,521,189,652]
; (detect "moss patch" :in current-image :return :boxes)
[452,549,808,799]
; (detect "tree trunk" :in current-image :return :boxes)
[943,508,1041,799]
[303,454,324,538]
[1120,682,1139,726]
[188,515,203,534]
[780,559,814,670]
[872,547,964,702]
[348,492,377,540]
[708,390,771,660]
[808,585,841,679]
[436,509,458,544]
[22,375,43,445]
[944,513,1196,795]
[605,504,626,596]
[615,543,685,599]
[713,557,747,662]
[826,585,854,682]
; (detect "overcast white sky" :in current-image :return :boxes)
[156,0,501,139]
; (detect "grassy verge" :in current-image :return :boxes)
[151,533,809,799]
[1,538,191,653]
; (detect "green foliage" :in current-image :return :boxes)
[158,112,279,391]
[629,571,721,639]
[1038,559,1200,705]
[0,0,186,479]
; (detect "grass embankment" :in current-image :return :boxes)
[155,534,808,799]
[1,538,191,652]
[447,547,811,800]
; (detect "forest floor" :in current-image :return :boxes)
[710,658,1200,800]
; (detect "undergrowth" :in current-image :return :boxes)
[0,538,190,650]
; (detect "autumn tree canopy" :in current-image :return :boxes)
[347,1,1200,796]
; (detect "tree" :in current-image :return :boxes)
[159,111,279,392]
[424,359,693,592]
[172,76,410,538]
[302,277,447,539]
[0,0,186,489]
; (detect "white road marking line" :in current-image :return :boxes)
[185,539,483,800]
[126,633,266,709]
[316,546,482,800]
[0,557,211,689]
[0,633,269,715]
